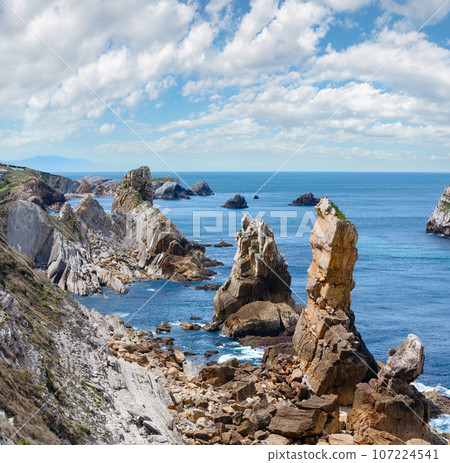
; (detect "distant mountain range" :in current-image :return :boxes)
[1,155,104,173]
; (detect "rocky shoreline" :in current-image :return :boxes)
[1,163,449,445]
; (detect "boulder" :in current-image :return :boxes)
[293,197,378,405]
[202,321,220,332]
[268,407,328,438]
[222,194,248,209]
[289,192,320,206]
[262,343,296,364]
[180,322,201,331]
[198,362,236,386]
[188,180,214,196]
[347,335,431,444]
[378,334,424,385]
[154,181,189,199]
[112,166,152,212]
[214,217,292,324]
[221,301,298,337]
[426,185,450,237]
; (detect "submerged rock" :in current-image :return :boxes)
[289,192,320,206]
[292,197,378,405]
[188,180,214,196]
[214,216,293,325]
[222,194,248,209]
[426,185,450,237]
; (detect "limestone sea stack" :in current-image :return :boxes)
[213,216,295,330]
[292,197,378,405]
[112,166,153,212]
[426,185,450,237]
[289,192,320,206]
[222,194,248,209]
[154,181,190,200]
[188,180,214,196]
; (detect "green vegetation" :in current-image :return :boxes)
[329,200,350,222]
[152,176,178,183]
[438,193,450,213]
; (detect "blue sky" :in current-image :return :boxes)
[0,0,449,172]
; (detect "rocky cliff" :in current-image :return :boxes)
[1,166,216,296]
[292,197,378,405]
[347,335,434,444]
[112,166,153,213]
[426,186,450,237]
[0,233,182,444]
[214,217,295,333]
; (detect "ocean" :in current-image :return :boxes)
[63,171,450,401]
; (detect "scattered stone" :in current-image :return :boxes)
[202,322,220,332]
[268,407,328,438]
[156,321,172,333]
[195,284,220,291]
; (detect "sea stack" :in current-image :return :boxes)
[292,197,378,405]
[289,192,320,206]
[213,216,296,334]
[112,166,153,212]
[426,185,450,237]
[222,194,248,209]
[188,180,214,196]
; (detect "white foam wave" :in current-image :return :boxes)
[429,414,450,435]
[114,312,130,318]
[414,382,450,398]
[218,345,265,364]
[146,289,157,292]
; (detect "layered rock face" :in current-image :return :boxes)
[214,217,293,327]
[6,200,103,296]
[347,335,432,444]
[112,166,153,212]
[0,236,181,444]
[426,186,450,237]
[293,197,377,405]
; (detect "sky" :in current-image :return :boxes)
[0,0,450,172]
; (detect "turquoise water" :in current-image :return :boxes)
[65,172,450,393]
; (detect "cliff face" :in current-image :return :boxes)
[292,197,378,405]
[214,216,294,327]
[0,234,181,444]
[426,186,450,237]
[1,166,216,296]
[112,166,153,213]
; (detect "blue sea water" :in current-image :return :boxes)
[64,172,450,395]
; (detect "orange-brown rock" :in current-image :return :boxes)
[293,197,377,405]
[214,216,293,324]
[347,335,433,445]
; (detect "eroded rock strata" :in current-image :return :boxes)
[292,197,378,405]
[1,165,217,296]
[0,234,181,444]
[426,185,450,238]
[214,217,294,329]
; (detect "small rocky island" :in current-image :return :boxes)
[427,185,450,237]
[289,192,320,206]
[222,194,248,209]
